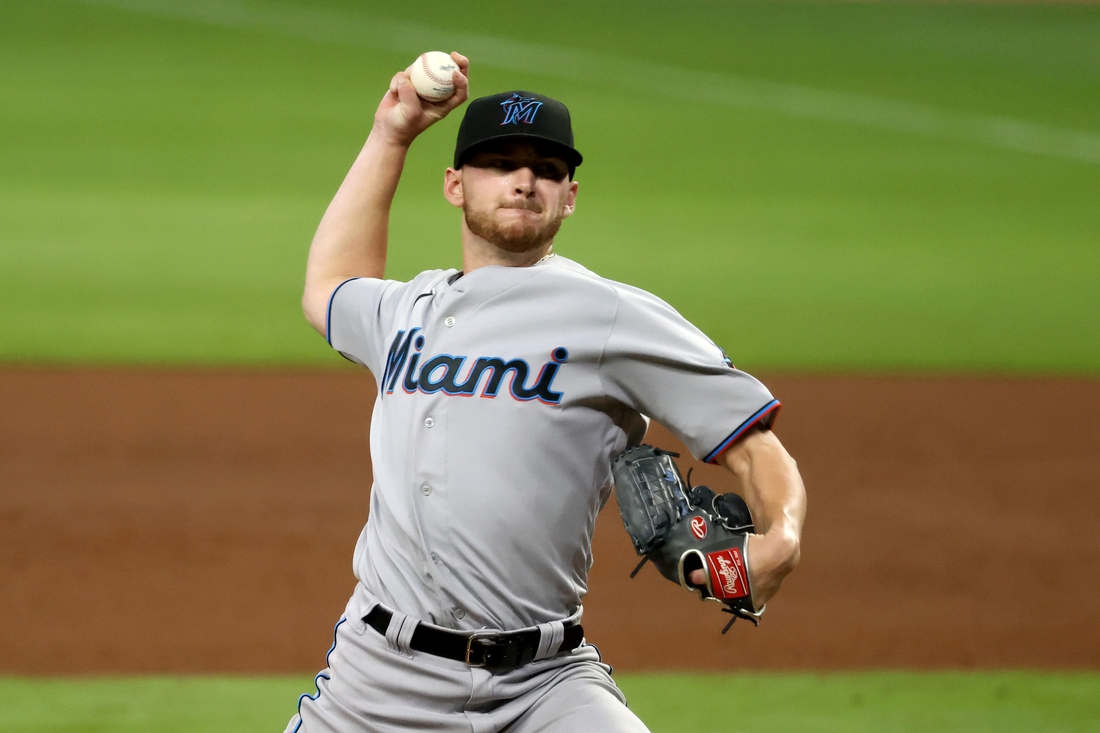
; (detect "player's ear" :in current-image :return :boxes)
[443,167,464,208]
[560,180,578,219]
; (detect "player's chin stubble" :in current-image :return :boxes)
[463,203,565,254]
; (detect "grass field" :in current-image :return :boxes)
[2,672,1099,733]
[1,0,1098,370]
[3,4,1097,730]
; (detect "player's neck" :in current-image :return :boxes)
[460,228,554,273]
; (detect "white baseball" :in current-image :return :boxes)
[409,51,458,102]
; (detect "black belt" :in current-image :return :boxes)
[363,606,584,671]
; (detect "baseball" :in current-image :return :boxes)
[409,51,458,102]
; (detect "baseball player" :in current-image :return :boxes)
[290,53,806,733]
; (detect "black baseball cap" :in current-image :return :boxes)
[454,91,583,174]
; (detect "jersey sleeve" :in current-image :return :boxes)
[326,277,401,375]
[598,287,780,464]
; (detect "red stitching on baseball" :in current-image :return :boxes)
[420,54,454,87]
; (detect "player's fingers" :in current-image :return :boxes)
[446,69,469,109]
[450,51,469,75]
[395,75,422,110]
[688,568,706,586]
[388,71,407,95]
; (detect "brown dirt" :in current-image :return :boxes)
[1,368,1097,674]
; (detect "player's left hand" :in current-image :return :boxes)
[612,446,763,631]
[687,532,789,610]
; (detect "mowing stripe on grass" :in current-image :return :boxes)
[74,0,1100,166]
[2,672,1098,732]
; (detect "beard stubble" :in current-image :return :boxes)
[463,202,566,254]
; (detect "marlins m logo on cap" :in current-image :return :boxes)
[500,93,543,125]
[454,91,583,171]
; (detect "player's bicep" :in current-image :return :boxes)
[303,276,351,336]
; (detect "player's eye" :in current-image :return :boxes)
[534,163,567,182]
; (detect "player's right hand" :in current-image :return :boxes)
[373,52,469,147]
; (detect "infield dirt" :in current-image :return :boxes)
[1,369,1097,674]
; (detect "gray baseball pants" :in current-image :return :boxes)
[284,583,650,733]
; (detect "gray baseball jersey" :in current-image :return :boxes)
[326,255,779,633]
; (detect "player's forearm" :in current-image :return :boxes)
[721,430,806,603]
[302,128,409,333]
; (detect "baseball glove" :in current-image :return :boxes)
[611,444,763,632]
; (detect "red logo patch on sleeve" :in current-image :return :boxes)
[706,547,749,599]
[689,516,708,540]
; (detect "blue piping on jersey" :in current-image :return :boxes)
[588,642,613,676]
[704,399,782,464]
[291,617,347,733]
[325,278,362,347]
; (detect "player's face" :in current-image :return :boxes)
[447,141,578,254]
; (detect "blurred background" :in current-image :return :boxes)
[1,0,1098,731]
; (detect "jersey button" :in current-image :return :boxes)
[444,316,456,327]
[421,483,432,496]
[455,609,465,619]
[424,417,435,428]
[430,553,440,564]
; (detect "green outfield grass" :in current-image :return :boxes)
[2,672,1098,732]
[1,0,1098,371]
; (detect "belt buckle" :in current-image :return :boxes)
[464,631,498,668]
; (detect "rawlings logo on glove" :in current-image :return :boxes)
[611,445,764,632]
[708,548,749,599]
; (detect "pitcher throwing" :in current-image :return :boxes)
[291,52,806,733]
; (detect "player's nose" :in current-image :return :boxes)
[511,166,537,195]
